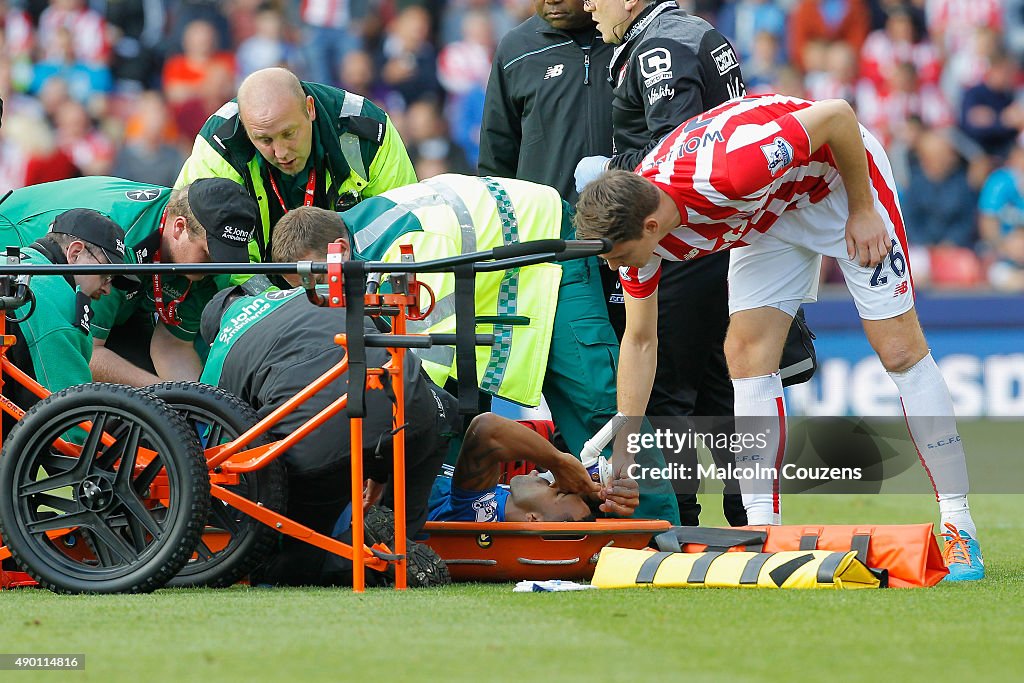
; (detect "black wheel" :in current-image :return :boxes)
[0,384,209,593]
[363,506,451,588]
[146,382,287,588]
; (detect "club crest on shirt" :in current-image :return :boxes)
[760,137,794,176]
[472,492,499,522]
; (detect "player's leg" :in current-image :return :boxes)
[839,129,982,580]
[726,235,822,525]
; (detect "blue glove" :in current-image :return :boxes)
[574,155,611,194]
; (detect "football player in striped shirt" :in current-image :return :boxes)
[576,94,983,580]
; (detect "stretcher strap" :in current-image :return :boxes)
[740,553,774,585]
[636,552,674,584]
[687,552,724,584]
[654,527,767,553]
[799,534,819,550]
[453,263,479,414]
[851,533,871,565]
[344,260,367,417]
[816,551,850,584]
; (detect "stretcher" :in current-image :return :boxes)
[421,518,671,582]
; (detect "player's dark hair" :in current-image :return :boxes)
[272,206,351,263]
[575,170,660,243]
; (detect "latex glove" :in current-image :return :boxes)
[574,155,611,194]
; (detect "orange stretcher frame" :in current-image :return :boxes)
[0,242,423,592]
[421,519,672,582]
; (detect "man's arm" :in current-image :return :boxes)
[477,54,521,178]
[791,99,891,267]
[454,413,599,496]
[616,287,659,422]
[150,323,203,382]
[90,337,162,386]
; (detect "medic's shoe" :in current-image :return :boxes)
[940,523,985,582]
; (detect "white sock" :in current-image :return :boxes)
[733,373,786,526]
[888,353,976,539]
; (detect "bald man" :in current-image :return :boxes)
[176,68,416,282]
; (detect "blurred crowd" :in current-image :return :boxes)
[1,0,1023,291]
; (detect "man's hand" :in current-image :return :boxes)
[598,465,640,516]
[845,208,891,267]
[574,155,611,194]
[546,452,601,497]
[363,479,386,508]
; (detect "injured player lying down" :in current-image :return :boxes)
[428,413,639,523]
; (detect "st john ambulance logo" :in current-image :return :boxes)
[125,189,160,202]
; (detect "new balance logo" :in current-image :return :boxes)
[894,280,909,296]
[544,64,564,79]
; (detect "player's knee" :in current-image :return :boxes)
[724,333,776,378]
[876,339,928,373]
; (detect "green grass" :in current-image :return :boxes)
[3,494,1023,683]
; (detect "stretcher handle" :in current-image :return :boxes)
[0,239,613,276]
[363,333,495,348]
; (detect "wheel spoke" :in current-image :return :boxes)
[20,470,81,498]
[209,500,242,535]
[193,540,215,561]
[83,516,137,566]
[122,511,151,553]
[24,509,92,534]
[30,492,81,514]
[116,490,164,540]
[66,412,108,479]
[204,421,225,448]
[112,423,143,491]
[132,457,164,495]
[36,452,80,474]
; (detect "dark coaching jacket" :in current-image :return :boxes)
[608,0,746,171]
[478,15,614,202]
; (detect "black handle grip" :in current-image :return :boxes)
[490,239,565,261]
[555,238,612,261]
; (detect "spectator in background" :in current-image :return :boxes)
[162,19,236,107]
[403,99,472,177]
[858,60,951,147]
[716,0,787,63]
[236,4,300,79]
[902,130,978,247]
[166,0,232,56]
[988,227,1024,291]
[959,52,1024,160]
[938,26,1000,110]
[104,0,166,92]
[0,113,77,189]
[926,0,1002,56]
[788,0,870,71]
[301,0,365,87]
[337,48,402,112]
[438,9,493,167]
[380,5,441,108]
[30,26,113,104]
[860,5,941,94]
[743,30,783,93]
[805,40,859,103]
[112,91,185,186]
[38,0,110,66]
[54,99,115,177]
[0,0,35,62]
[978,141,1024,250]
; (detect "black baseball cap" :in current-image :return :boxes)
[187,178,259,264]
[49,208,139,289]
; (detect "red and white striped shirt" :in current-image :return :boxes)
[621,95,840,299]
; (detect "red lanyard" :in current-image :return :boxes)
[152,210,191,327]
[267,168,317,214]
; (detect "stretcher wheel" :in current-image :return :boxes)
[0,384,209,593]
[146,382,287,588]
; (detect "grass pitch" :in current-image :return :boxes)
[2,493,1022,683]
